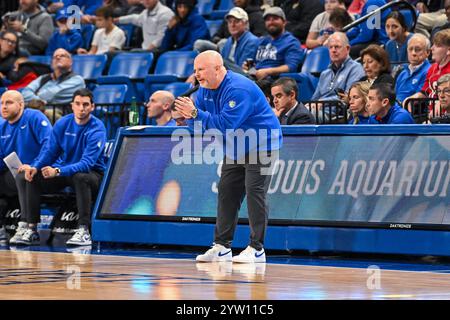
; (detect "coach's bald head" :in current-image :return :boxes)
[194,50,227,89]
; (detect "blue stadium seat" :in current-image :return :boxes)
[279,72,319,102]
[205,19,222,37]
[210,0,234,19]
[97,52,154,102]
[93,84,129,139]
[301,46,330,75]
[400,9,416,31]
[81,24,96,49]
[28,55,52,65]
[72,54,107,80]
[117,23,135,48]
[144,51,197,100]
[197,0,215,16]
[0,87,6,96]
[164,82,193,97]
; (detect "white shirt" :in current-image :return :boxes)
[91,26,126,54]
[118,2,175,49]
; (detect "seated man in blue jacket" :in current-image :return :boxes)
[16,88,107,246]
[221,7,259,74]
[367,83,415,124]
[0,90,52,244]
[242,6,306,81]
[160,0,210,51]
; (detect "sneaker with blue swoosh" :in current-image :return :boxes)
[196,244,232,262]
[232,246,266,263]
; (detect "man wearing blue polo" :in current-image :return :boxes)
[174,50,282,264]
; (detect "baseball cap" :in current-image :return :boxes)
[263,6,286,21]
[55,9,68,21]
[226,7,249,21]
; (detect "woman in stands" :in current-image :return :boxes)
[360,44,394,87]
[347,81,373,124]
[385,11,413,64]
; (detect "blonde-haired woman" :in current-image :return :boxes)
[347,81,373,124]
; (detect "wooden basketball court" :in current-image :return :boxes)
[1,249,449,300]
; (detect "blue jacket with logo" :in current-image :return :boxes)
[187,71,282,159]
[31,114,107,176]
[395,60,431,103]
[255,31,305,73]
[0,108,52,171]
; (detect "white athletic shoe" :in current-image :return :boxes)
[9,222,28,245]
[196,244,232,262]
[232,246,266,263]
[66,228,92,246]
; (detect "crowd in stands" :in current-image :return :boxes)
[0,0,450,247]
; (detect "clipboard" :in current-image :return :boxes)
[3,152,22,178]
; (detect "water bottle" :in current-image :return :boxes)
[129,96,139,126]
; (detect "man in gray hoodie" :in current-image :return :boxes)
[6,0,54,55]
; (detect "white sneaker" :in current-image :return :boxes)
[196,244,232,262]
[15,228,40,246]
[9,222,28,245]
[66,228,92,246]
[232,246,266,263]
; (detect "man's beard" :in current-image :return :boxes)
[267,26,283,38]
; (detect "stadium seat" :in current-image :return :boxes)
[164,82,193,97]
[279,72,319,102]
[81,24,96,49]
[97,52,154,102]
[72,54,107,81]
[117,23,135,48]
[144,51,197,100]
[400,9,416,31]
[0,87,6,96]
[205,19,222,37]
[27,55,52,65]
[197,0,215,16]
[301,46,330,75]
[210,0,234,20]
[93,84,129,139]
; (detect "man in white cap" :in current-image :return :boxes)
[221,7,259,72]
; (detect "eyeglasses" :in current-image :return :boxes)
[436,88,450,96]
[2,38,16,46]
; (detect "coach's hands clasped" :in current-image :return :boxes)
[174,97,196,119]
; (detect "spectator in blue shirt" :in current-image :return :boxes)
[45,9,83,56]
[221,7,259,73]
[395,33,431,104]
[16,88,107,246]
[160,0,210,51]
[367,83,415,124]
[242,6,306,80]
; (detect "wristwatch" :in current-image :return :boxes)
[55,168,61,176]
[191,107,198,119]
